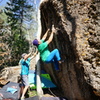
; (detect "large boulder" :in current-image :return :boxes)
[0,66,21,85]
[39,0,100,100]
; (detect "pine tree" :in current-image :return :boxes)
[0,11,10,69]
[4,0,34,65]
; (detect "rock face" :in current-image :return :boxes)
[40,0,100,100]
[0,66,21,85]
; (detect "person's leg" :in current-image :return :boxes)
[45,49,61,70]
[45,49,61,62]
[21,75,29,99]
[21,86,29,99]
[53,56,59,70]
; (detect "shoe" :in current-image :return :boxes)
[56,69,61,72]
[59,59,65,64]
[21,97,25,100]
[21,98,24,100]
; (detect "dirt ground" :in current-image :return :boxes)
[28,87,64,98]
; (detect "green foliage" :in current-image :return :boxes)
[28,89,37,97]
[2,0,34,66]
[5,0,33,27]
[0,15,8,70]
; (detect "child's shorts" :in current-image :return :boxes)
[21,75,29,86]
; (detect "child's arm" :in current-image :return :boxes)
[30,50,38,60]
[24,53,31,60]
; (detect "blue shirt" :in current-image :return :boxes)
[20,58,31,75]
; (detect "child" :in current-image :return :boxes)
[19,51,37,100]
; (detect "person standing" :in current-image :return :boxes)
[19,51,37,100]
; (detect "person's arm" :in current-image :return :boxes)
[30,50,38,60]
[46,25,55,44]
[41,28,50,41]
[24,53,31,60]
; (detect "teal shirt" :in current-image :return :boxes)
[38,40,50,62]
[20,58,31,75]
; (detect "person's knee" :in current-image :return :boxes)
[25,85,29,89]
[26,85,29,88]
[54,49,58,52]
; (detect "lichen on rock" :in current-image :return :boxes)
[40,0,100,99]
